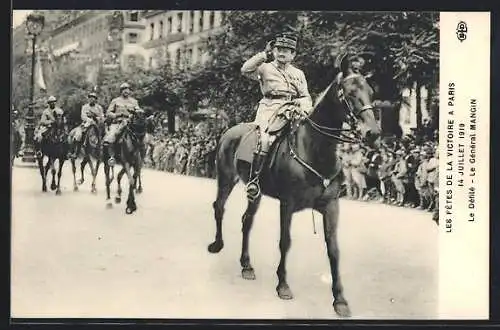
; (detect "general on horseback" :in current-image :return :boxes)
[103,82,140,167]
[208,27,381,317]
[34,95,69,194]
[241,29,313,201]
[68,91,105,193]
[102,82,146,214]
[69,92,105,159]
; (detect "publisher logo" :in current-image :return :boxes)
[456,21,468,42]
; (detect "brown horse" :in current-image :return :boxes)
[68,120,104,194]
[207,53,381,317]
[35,114,69,195]
[103,110,147,214]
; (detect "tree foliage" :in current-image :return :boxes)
[12,11,438,135]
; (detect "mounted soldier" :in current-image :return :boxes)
[103,82,141,166]
[241,27,313,200]
[34,95,66,147]
[69,92,105,159]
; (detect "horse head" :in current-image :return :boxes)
[316,52,381,148]
[49,112,67,143]
[129,108,147,138]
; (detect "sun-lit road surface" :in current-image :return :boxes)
[11,160,438,319]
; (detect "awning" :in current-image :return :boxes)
[52,42,80,57]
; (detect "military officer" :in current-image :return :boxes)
[240,28,313,200]
[103,82,140,166]
[69,92,105,158]
[34,95,65,144]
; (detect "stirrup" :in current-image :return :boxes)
[246,181,261,202]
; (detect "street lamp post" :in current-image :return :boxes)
[22,13,45,163]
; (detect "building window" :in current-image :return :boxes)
[166,16,172,34]
[209,11,215,29]
[189,11,195,34]
[129,11,139,22]
[159,21,164,38]
[187,47,193,67]
[176,48,181,69]
[199,11,204,31]
[177,12,183,33]
[127,32,138,44]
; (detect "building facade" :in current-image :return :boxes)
[139,10,225,70]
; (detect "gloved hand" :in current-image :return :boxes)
[264,40,274,61]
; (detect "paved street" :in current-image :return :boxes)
[11,160,438,319]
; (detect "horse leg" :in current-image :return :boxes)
[207,173,237,253]
[86,157,96,194]
[240,197,261,280]
[55,158,64,195]
[91,159,100,194]
[37,154,47,192]
[50,159,57,191]
[276,200,294,300]
[136,172,142,194]
[115,167,126,204]
[124,163,137,214]
[104,163,113,209]
[321,199,351,317]
[79,157,87,185]
[71,157,79,192]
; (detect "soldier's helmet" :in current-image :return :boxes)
[120,82,131,90]
[88,92,97,98]
[47,95,57,103]
[274,26,298,51]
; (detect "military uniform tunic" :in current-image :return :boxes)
[104,96,139,144]
[241,52,313,127]
[35,107,65,142]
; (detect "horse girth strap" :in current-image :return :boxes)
[287,137,342,189]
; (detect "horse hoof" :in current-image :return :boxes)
[106,202,113,209]
[115,197,121,204]
[78,180,84,185]
[55,190,62,196]
[73,186,79,192]
[333,301,351,318]
[276,284,294,300]
[42,187,47,192]
[50,184,57,191]
[91,188,97,194]
[136,188,143,194]
[125,206,136,214]
[241,268,256,280]
[207,240,224,253]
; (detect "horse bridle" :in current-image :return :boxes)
[301,73,374,144]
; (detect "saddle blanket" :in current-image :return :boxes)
[234,124,286,169]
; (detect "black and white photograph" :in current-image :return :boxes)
[10,10,489,320]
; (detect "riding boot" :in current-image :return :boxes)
[246,152,266,202]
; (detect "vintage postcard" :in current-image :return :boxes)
[10,10,490,321]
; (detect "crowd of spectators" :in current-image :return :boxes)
[145,119,439,221]
[337,128,439,222]
[144,122,219,179]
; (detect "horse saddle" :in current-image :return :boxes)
[235,122,289,170]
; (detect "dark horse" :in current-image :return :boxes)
[35,114,69,195]
[103,110,147,214]
[114,112,159,195]
[207,53,381,317]
[68,119,104,194]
